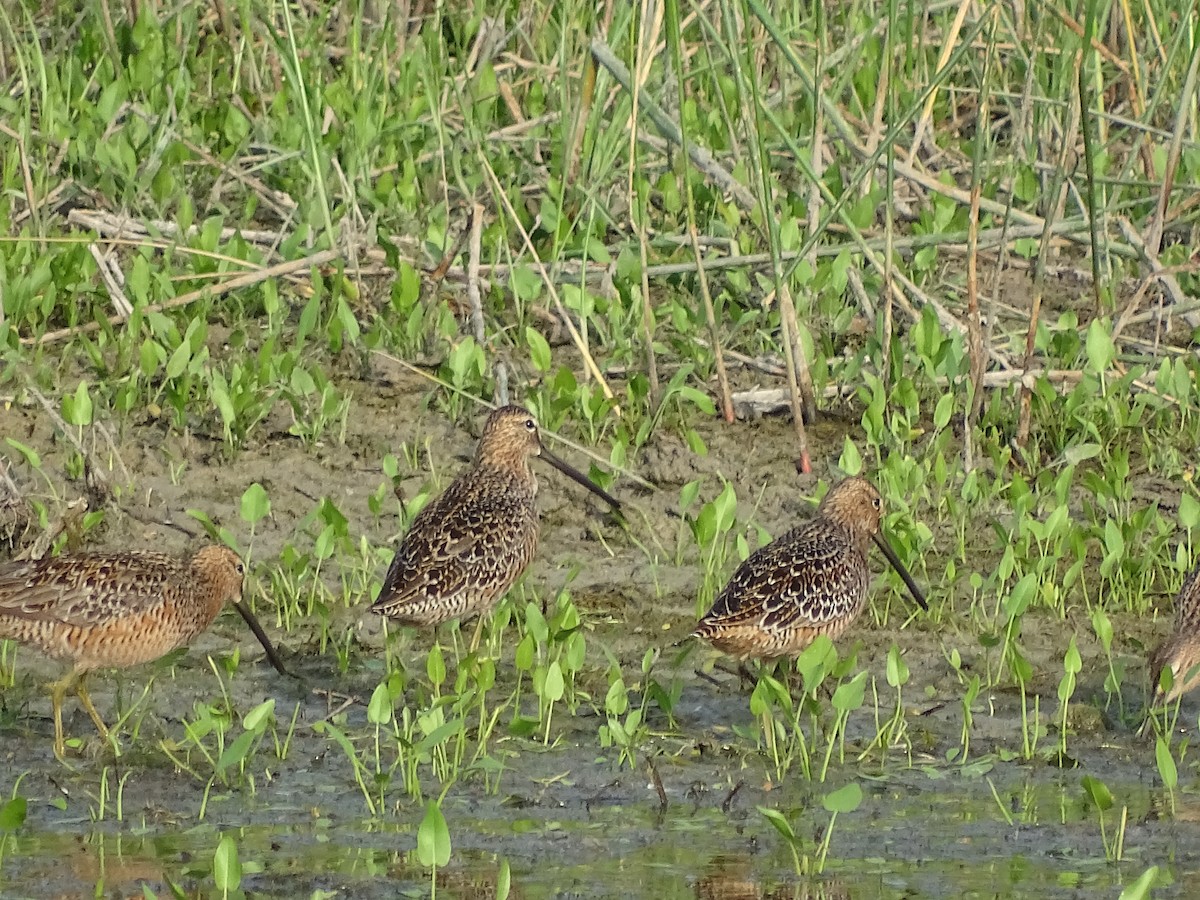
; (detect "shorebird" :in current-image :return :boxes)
[0,545,287,758]
[1144,561,1200,725]
[692,476,927,661]
[370,406,620,644]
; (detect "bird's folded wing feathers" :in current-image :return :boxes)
[0,554,176,627]
[373,486,532,610]
[703,527,862,629]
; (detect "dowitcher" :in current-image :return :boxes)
[0,545,287,758]
[692,476,927,661]
[1146,561,1200,710]
[370,406,620,637]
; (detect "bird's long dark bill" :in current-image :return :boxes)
[233,601,292,677]
[539,447,622,512]
[872,532,928,611]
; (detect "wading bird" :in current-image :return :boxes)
[692,476,927,662]
[0,545,287,759]
[371,406,621,646]
[1144,561,1200,729]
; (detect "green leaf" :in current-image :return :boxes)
[933,392,954,431]
[1084,319,1115,373]
[1091,607,1113,651]
[1063,442,1101,465]
[0,796,27,831]
[756,806,796,842]
[1155,737,1178,790]
[216,730,256,775]
[1118,865,1158,900]
[1081,774,1114,811]
[165,339,192,379]
[886,644,910,688]
[368,681,393,726]
[605,677,629,717]
[1004,573,1036,619]
[838,437,863,475]
[712,481,738,534]
[796,635,836,693]
[525,326,551,372]
[210,377,235,430]
[426,643,446,686]
[5,438,41,469]
[495,858,511,900]
[62,381,94,426]
[542,660,565,703]
[1063,637,1082,676]
[514,633,535,671]
[240,483,271,525]
[212,834,242,892]
[243,698,275,732]
[831,670,867,712]
[416,801,451,868]
[822,781,863,814]
[1180,492,1200,530]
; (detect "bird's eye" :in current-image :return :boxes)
[872,497,882,509]
[236,562,245,575]
[524,418,537,431]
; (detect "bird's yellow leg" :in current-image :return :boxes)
[73,673,112,746]
[468,615,487,655]
[47,669,78,761]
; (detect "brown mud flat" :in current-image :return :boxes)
[0,362,1195,898]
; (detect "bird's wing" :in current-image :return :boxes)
[1174,561,1200,631]
[0,552,178,627]
[700,522,867,631]
[372,476,535,613]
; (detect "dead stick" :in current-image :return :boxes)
[466,204,487,348]
[1115,217,1200,330]
[776,284,812,471]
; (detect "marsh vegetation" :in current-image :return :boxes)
[1,0,1200,896]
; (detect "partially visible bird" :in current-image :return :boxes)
[371,406,620,640]
[692,476,927,661]
[0,545,286,759]
[1145,561,1200,716]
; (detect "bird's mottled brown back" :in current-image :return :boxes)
[1173,561,1200,632]
[371,406,544,627]
[0,546,244,672]
[693,517,869,659]
[1149,560,1200,703]
[692,477,890,660]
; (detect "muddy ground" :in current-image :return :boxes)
[0,354,1195,899]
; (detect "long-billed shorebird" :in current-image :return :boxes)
[692,476,927,662]
[370,406,621,643]
[1144,561,1200,728]
[0,545,287,758]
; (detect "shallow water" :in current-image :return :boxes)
[1,642,1195,899]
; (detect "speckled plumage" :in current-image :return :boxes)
[370,407,548,629]
[692,476,926,661]
[0,545,246,758]
[1148,562,1200,704]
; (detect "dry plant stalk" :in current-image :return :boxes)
[966,186,986,428]
[476,152,617,407]
[687,222,734,423]
[631,0,664,403]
